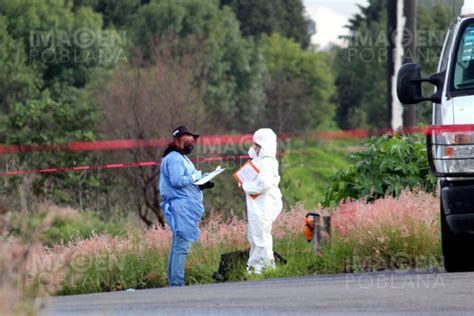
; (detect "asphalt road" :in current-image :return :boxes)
[38,271,474,316]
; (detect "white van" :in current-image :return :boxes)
[397,0,474,272]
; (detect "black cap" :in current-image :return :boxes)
[172,125,199,139]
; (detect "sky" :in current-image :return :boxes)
[303,0,369,50]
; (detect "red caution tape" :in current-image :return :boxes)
[0,139,169,155]
[0,154,257,176]
[426,124,474,134]
[2,125,474,175]
[0,135,256,155]
[0,152,294,176]
[0,161,161,176]
[0,128,434,156]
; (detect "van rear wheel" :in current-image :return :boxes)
[441,202,474,272]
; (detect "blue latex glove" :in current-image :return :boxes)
[191,170,202,182]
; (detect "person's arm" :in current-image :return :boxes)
[242,159,277,195]
[167,156,200,188]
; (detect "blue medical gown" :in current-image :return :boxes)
[159,151,204,241]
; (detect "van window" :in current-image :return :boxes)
[453,24,474,90]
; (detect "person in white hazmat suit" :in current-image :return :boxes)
[242,128,283,274]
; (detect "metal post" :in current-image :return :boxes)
[322,216,332,246]
[306,213,330,254]
[306,212,321,254]
[312,214,321,254]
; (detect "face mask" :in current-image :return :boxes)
[182,143,194,155]
[248,147,257,159]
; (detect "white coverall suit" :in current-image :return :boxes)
[242,128,283,274]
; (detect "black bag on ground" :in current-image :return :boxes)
[212,249,287,282]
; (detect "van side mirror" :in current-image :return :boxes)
[397,63,445,104]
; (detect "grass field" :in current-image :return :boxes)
[1,138,442,304]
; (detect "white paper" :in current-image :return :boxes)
[194,165,226,185]
[235,162,259,183]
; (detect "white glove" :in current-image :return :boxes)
[191,171,202,182]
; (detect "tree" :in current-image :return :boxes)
[130,0,266,132]
[0,0,124,211]
[72,0,146,28]
[333,0,387,130]
[0,0,127,105]
[261,33,334,133]
[0,17,37,114]
[94,35,208,227]
[0,0,107,89]
[5,91,104,210]
[220,0,312,49]
[334,0,453,130]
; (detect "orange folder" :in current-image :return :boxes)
[233,160,260,200]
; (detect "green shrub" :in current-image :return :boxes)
[322,134,436,207]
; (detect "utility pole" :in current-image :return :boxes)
[387,0,417,130]
[402,0,417,128]
[387,0,397,129]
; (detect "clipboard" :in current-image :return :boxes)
[232,160,260,200]
[194,165,225,185]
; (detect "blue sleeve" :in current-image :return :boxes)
[167,155,194,188]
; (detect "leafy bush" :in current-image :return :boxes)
[322,134,436,207]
